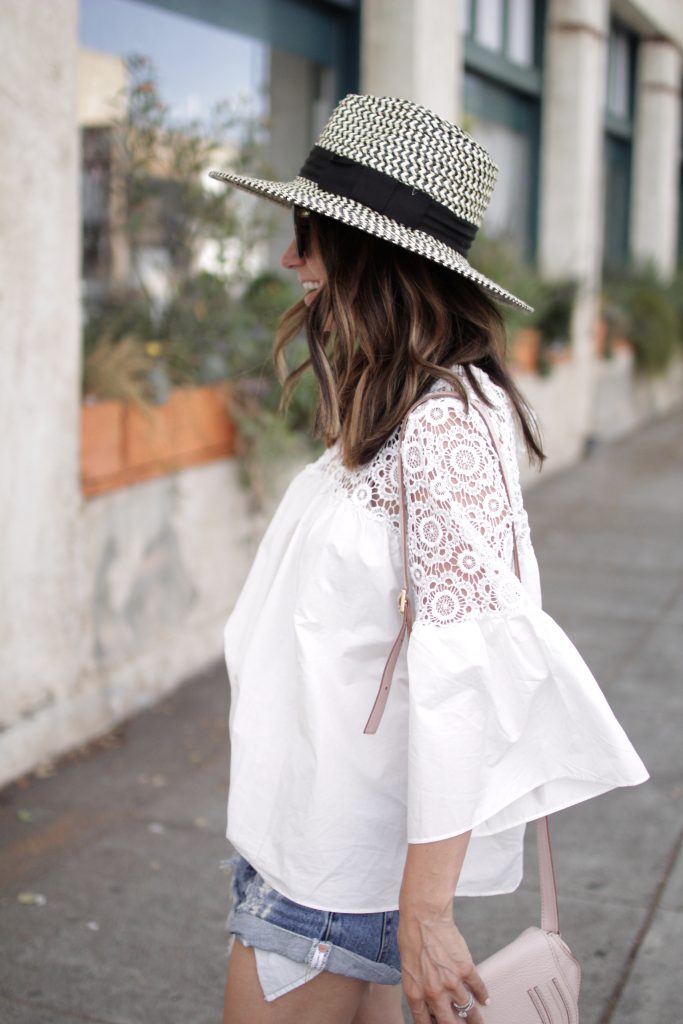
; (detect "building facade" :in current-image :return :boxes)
[1,0,682,784]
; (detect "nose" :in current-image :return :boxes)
[281,238,303,269]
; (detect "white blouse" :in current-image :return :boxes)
[224,369,648,913]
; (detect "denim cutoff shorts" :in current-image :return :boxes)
[224,855,401,986]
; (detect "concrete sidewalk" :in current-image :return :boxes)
[1,410,681,1024]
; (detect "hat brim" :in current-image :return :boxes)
[208,169,532,313]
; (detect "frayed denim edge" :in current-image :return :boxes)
[228,909,401,986]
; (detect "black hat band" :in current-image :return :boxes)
[299,146,478,259]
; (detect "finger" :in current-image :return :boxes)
[457,1007,484,1024]
[447,990,485,1024]
[431,993,475,1024]
[459,965,489,1007]
[406,996,434,1024]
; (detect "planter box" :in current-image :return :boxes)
[80,400,125,482]
[81,383,236,497]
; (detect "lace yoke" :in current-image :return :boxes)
[320,373,532,628]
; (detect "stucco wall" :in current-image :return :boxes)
[0,457,257,789]
[0,2,83,773]
[518,356,683,487]
[591,352,683,442]
[517,362,586,487]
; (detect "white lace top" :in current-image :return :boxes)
[223,369,647,912]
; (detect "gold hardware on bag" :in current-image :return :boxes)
[398,588,408,614]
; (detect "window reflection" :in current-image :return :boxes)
[462,1,543,258]
[77,0,337,392]
[607,25,633,120]
[465,0,538,69]
[603,22,636,270]
[475,0,505,53]
[507,0,534,68]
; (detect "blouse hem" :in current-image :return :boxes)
[406,769,649,845]
[227,838,527,912]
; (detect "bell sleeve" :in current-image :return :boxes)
[401,394,649,844]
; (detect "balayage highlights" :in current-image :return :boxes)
[274,213,545,470]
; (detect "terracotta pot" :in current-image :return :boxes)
[81,383,237,497]
[611,336,633,353]
[170,383,236,458]
[81,400,125,495]
[126,401,177,471]
[594,317,608,358]
[510,328,541,373]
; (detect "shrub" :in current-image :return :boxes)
[603,266,681,376]
[469,236,577,365]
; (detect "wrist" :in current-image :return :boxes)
[399,889,453,922]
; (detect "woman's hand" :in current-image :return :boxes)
[399,832,489,1023]
[398,909,488,1024]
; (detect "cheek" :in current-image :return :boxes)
[308,255,327,282]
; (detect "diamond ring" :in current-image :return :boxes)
[451,994,475,1018]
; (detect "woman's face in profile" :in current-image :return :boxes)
[281,211,327,307]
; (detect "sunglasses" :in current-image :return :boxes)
[293,207,311,258]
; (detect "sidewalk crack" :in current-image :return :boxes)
[597,822,683,1023]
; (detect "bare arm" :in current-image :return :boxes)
[398,833,489,1024]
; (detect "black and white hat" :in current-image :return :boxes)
[209,93,531,312]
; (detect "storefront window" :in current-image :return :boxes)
[77,0,354,390]
[475,0,505,54]
[606,24,632,120]
[507,0,535,68]
[464,0,538,69]
[602,20,636,271]
[462,0,544,259]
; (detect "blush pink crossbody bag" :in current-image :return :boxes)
[364,389,581,1024]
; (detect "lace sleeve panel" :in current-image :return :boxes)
[400,394,520,627]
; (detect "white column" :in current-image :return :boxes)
[360,0,463,122]
[630,39,682,277]
[538,0,610,285]
[537,0,610,449]
[267,49,318,264]
[0,1,83,780]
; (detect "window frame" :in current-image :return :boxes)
[462,0,545,261]
[133,0,360,96]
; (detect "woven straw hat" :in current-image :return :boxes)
[209,93,531,312]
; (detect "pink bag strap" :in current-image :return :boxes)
[363,386,560,935]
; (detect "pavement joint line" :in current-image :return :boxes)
[661,575,683,614]
[596,822,683,1024]
[0,812,226,893]
[0,991,130,1024]
[0,810,129,890]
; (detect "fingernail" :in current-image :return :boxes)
[485,998,491,1005]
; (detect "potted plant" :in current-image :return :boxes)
[602,266,680,375]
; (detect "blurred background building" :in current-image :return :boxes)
[1,0,682,786]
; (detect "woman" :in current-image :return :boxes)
[209,95,648,1024]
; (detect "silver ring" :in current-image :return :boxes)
[452,994,475,1018]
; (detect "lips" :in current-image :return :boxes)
[301,280,323,305]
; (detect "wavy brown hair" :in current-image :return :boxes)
[274,212,545,469]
